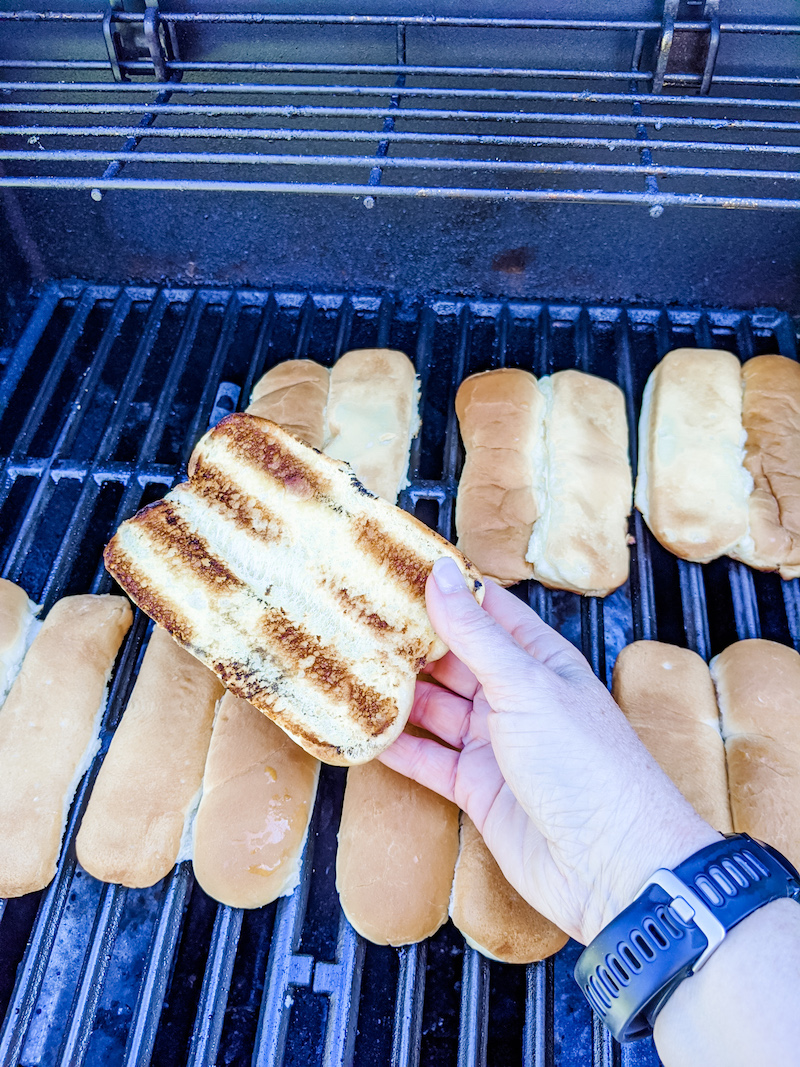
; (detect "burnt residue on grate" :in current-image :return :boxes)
[0,283,798,1067]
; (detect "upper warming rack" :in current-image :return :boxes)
[0,4,799,211]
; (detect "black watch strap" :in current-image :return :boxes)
[574,834,800,1042]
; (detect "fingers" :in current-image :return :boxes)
[424,651,479,701]
[410,679,472,749]
[480,581,591,679]
[377,731,458,804]
[426,560,546,708]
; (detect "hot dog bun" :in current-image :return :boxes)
[247,359,330,451]
[0,578,39,705]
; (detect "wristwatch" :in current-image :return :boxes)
[574,834,800,1042]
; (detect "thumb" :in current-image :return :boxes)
[426,558,536,698]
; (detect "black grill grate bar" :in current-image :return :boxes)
[122,864,193,1067]
[523,959,549,1066]
[56,882,127,1067]
[239,295,279,411]
[317,918,365,1067]
[0,604,149,1065]
[9,81,800,113]
[187,905,244,1067]
[457,949,490,1067]
[0,282,61,422]
[8,124,800,161]
[391,943,426,1067]
[782,583,800,651]
[678,561,711,660]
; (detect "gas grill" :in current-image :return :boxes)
[1,4,799,1067]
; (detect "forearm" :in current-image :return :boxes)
[654,898,800,1067]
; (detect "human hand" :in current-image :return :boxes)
[378,557,720,944]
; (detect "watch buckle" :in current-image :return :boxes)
[639,868,727,971]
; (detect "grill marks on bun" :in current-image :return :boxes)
[105,413,483,765]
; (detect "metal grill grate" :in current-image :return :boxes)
[0,282,798,1067]
[1,9,800,210]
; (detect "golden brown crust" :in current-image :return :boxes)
[105,413,483,765]
[192,692,319,908]
[450,814,568,964]
[455,369,541,586]
[711,639,800,870]
[247,359,330,450]
[0,595,132,897]
[336,753,459,945]
[76,626,224,888]
[612,641,732,832]
[735,355,800,578]
[635,348,750,563]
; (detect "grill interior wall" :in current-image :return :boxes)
[0,283,797,1067]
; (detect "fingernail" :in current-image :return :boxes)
[432,556,467,594]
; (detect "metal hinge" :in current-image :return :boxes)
[103,0,178,83]
[653,0,720,94]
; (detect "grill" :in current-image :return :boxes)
[1,7,800,210]
[0,284,798,1067]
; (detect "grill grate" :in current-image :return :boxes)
[0,282,798,1067]
[1,9,800,210]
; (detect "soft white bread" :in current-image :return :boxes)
[192,691,319,908]
[711,639,800,870]
[526,370,632,596]
[247,359,330,451]
[104,414,484,765]
[454,369,541,586]
[324,349,420,504]
[76,626,224,888]
[0,578,39,705]
[612,641,732,832]
[731,355,800,578]
[450,814,568,964]
[0,595,132,897]
[336,733,459,945]
[635,348,751,562]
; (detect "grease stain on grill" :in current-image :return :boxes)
[491,246,536,275]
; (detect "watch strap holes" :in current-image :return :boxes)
[741,849,770,879]
[643,916,669,949]
[723,857,750,888]
[619,941,643,973]
[694,874,724,907]
[631,929,656,961]
[606,953,630,985]
[708,864,738,897]
[589,975,612,1010]
[598,966,620,997]
[657,903,685,938]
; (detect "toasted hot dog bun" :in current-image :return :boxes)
[247,359,330,451]
[336,731,459,945]
[0,578,39,706]
[635,348,751,562]
[526,370,632,596]
[612,641,732,832]
[0,595,132,897]
[450,814,568,964]
[731,355,800,578]
[105,414,483,766]
[454,369,541,586]
[192,691,319,908]
[76,625,224,888]
[325,349,420,504]
[711,639,800,870]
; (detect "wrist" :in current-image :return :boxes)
[578,813,722,945]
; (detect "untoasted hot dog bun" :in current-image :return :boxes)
[105,414,483,766]
[612,641,732,832]
[325,349,420,504]
[336,734,459,945]
[711,639,800,870]
[450,814,568,964]
[0,578,39,705]
[247,359,330,451]
[731,355,800,578]
[526,370,632,596]
[0,595,132,897]
[192,692,319,908]
[77,626,224,888]
[635,348,751,562]
[454,369,540,586]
